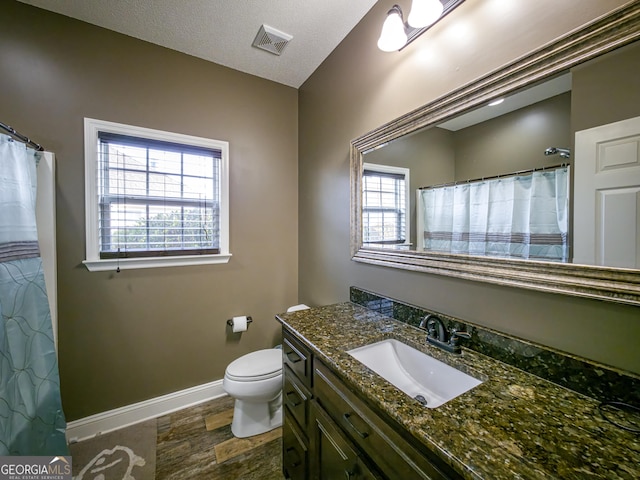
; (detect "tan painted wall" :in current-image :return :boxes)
[1,1,298,420]
[454,93,571,180]
[572,40,640,132]
[299,0,640,374]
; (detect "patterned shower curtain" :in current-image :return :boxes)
[0,134,68,455]
[420,166,569,261]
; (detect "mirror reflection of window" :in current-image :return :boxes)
[362,163,410,246]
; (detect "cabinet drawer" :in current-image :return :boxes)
[283,413,308,480]
[283,329,312,389]
[284,365,311,432]
[314,360,461,480]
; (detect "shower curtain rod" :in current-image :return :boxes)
[418,163,568,190]
[0,121,44,151]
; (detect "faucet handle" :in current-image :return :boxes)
[449,328,471,346]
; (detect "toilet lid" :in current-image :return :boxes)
[225,349,282,381]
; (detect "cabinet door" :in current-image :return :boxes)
[283,413,308,480]
[311,402,380,480]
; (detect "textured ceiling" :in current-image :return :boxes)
[17,0,378,88]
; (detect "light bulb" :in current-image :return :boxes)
[377,7,408,52]
[407,0,444,29]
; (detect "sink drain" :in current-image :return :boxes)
[414,394,428,406]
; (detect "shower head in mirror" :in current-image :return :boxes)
[544,147,571,158]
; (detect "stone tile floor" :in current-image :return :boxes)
[156,395,285,479]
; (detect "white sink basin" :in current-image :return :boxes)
[347,339,482,408]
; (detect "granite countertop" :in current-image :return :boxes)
[276,302,640,480]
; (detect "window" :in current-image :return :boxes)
[362,163,410,245]
[83,118,230,271]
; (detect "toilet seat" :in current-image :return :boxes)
[225,349,282,382]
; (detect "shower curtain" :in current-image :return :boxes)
[420,166,569,261]
[0,134,68,455]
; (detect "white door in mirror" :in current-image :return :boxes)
[574,115,640,268]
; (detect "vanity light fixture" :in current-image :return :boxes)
[378,0,465,52]
[377,5,408,52]
[408,0,444,28]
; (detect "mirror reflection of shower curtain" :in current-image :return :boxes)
[420,166,569,261]
[0,134,68,455]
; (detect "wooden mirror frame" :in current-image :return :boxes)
[351,2,640,306]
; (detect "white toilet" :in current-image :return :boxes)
[222,304,309,438]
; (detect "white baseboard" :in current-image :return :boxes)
[66,379,227,443]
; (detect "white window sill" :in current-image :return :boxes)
[83,253,232,272]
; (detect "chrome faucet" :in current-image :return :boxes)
[419,314,471,354]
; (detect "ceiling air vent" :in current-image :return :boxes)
[252,24,292,56]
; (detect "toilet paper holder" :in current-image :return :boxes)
[226,316,253,327]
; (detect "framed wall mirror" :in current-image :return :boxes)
[351,2,640,306]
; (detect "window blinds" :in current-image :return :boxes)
[362,170,406,244]
[97,132,221,258]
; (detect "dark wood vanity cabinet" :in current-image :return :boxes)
[282,327,461,480]
[313,361,461,480]
[283,330,313,480]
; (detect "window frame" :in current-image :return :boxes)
[83,118,231,271]
[362,163,411,246]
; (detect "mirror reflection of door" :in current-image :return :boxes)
[574,115,640,268]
